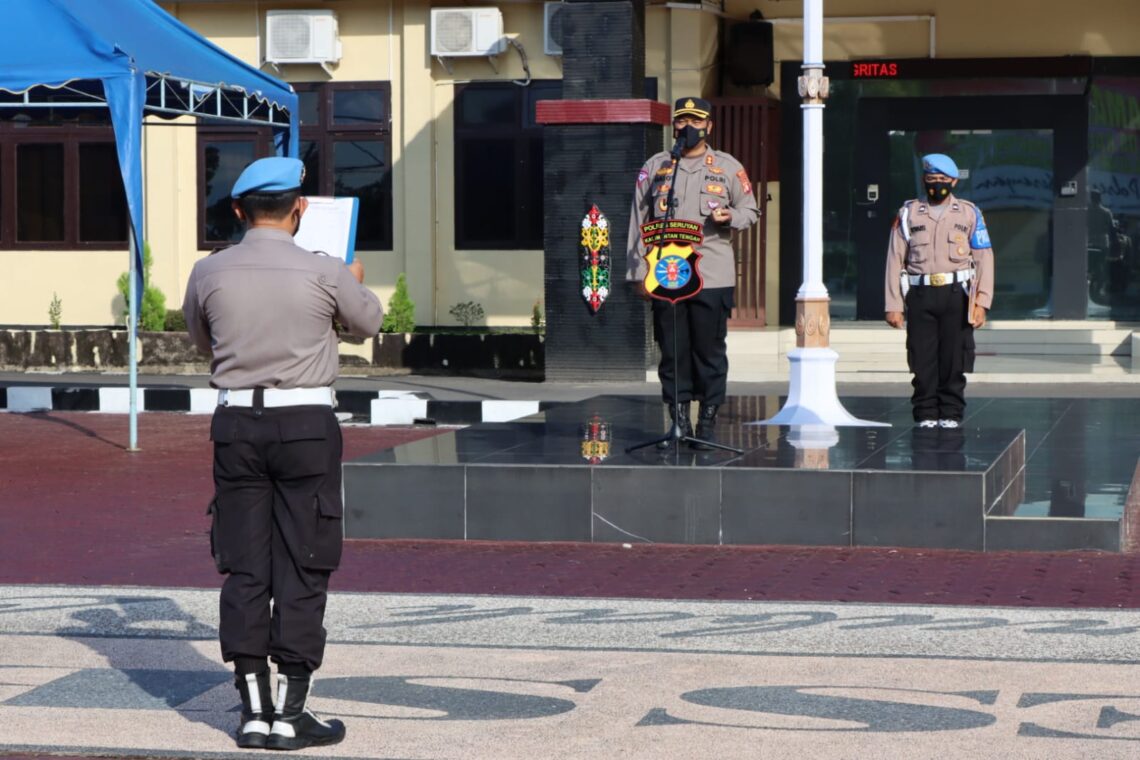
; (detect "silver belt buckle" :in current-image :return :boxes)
[929,272,949,286]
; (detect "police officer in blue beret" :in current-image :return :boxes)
[885,153,995,428]
[183,156,382,750]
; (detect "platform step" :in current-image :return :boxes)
[343,395,1135,552]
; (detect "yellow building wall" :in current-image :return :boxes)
[3,0,1140,328]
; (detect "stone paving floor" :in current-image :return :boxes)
[3,410,1140,758]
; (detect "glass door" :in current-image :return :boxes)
[886,129,1054,318]
[850,95,1088,321]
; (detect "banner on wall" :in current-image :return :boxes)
[1090,78,1140,216]
[1089,171,1140,216]
[969,166,1053,211]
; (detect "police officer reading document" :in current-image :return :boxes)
[183,157,382,750]
[885,153,994,429]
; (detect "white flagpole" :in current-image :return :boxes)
[760,0,886,428]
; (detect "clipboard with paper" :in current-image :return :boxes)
[294,196,360,264]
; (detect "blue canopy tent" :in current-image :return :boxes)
[0,0,298,449]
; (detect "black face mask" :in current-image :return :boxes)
[671,124,707,157]
[924,180,953,203]
[681,124,707,147]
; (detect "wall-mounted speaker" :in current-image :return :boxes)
[725,20,774,87]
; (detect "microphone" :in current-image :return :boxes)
[670,134,686,159]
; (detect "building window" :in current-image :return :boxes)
[197,82,392,251]
[454,81,560,250]
[0,124,128,249]
[452,79,657,250]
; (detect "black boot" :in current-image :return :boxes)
[657,401,693,449]
[691,403,719,450]
[234,670,274,749]
[265,673,346,751]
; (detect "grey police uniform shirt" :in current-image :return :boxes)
[884,194,995,313]
[625,147,761,289]
[182,227,383,389]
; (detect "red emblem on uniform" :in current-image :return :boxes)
[705,154,715,166]
[736,169,752,195]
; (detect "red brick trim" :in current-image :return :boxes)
[535,99,672,126]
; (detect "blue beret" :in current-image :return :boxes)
[921,153,959,179]
[231,157,305,198]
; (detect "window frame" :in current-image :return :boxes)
[196,128,275,250]
[453,80,560,251]
[0,122,128,250]
[196,81,393,251]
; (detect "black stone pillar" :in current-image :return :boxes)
[538,0,665,382]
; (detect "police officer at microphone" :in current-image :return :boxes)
[626,96,760,447]
[885,153,994,429]
[183,157,382,750]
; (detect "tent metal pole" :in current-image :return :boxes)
[128,233,139,452]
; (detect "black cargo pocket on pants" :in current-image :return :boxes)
[206,499,230,574]
[963,329,977,374]
[300,494,343,571]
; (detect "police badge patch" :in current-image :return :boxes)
[640,219,704,303]
[970,212,992,249]
[736,169,753,195]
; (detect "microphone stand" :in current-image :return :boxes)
[627,135,743,456]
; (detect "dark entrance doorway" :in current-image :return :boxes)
[710,96,778,326]
[852,95,1089,320]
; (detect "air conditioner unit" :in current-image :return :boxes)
[544,2,565,56]
[266,10,342,66]
[430,8,506,57]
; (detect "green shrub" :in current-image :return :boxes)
[531,298,545,334]
[164,308,187,332]
[117,243,167,332]
[449,301,485,327]
[48,293,62,329]
[381,272,416,333]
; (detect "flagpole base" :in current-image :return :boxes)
[755,347,889,427]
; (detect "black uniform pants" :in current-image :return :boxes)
[208,404,343,672]
[652,287,734,406]
[905,284,975,423]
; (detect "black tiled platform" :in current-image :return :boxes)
[344,394,1140,551]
